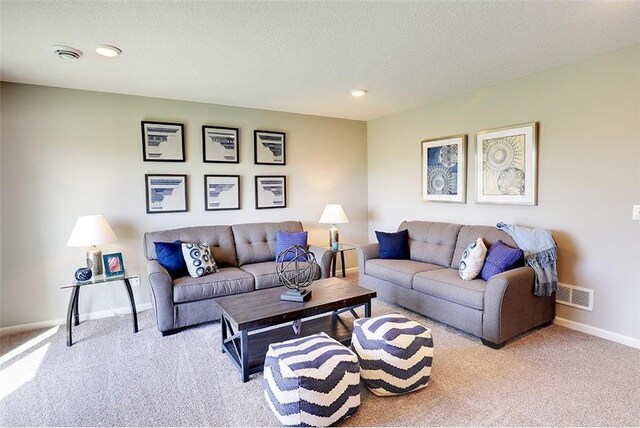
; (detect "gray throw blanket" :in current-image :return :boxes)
[496,222,558,297]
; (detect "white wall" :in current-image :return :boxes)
[0,83,367,328]
[367,45,640,340]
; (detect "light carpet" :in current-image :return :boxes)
[1,279,639,426]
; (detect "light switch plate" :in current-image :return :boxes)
[633,205,640,221]
[129,277,141,287]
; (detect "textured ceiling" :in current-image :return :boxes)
[1,1,639,121]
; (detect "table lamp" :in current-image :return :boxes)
[319,204,349,251]
[67,215,117,276]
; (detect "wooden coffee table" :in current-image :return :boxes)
[214,277,376,382]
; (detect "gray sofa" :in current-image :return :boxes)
[358,221,555,348]
[143,221,333,335]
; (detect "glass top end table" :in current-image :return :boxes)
[322,243,358,278]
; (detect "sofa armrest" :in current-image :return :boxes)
[308,245,333,279]
[147,260,175,332]
[483,266,555,345]
[357,243,379,266]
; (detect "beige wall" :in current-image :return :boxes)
[0,83,367,327]
[367,45,640,339]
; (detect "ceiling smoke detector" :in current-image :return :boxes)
[52,45,82,61]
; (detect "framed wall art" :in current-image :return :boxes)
[476,122,538,205]
[421,134,467,203]
[254,130,285,165]
[145,174,188,214]
[204,175,240,211]
[202,126,239,163]
[103,252,125,277]
[255,175,286,209]
[141,121,185,162]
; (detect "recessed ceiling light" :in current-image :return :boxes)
[52,45,82,61]
[95,45,122,57]
[351,89,368,97]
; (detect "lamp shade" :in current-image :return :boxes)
[67,215,117,247]
[319,204,349,224]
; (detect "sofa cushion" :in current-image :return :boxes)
[172,267,254,303]
[413,268,486,310]
[181,243,219,278]
[451,225,518,268]
[376,229,409,259]
[232,221,303,266]
[241,260,321,290]
[399,221,463,267]
[275,231,308,261]
[365,259,444,289]
[154,240,188,279]
[458,237,487,281]
[144,225,237,268]
[480,240,524,281]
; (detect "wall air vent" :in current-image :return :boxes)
[556,283,593,311]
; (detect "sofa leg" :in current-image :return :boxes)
[161,328,183,337]
[481,338,506,349]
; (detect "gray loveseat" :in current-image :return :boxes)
[358,221,555,348]
[144,221,333,335]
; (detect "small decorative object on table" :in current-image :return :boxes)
[276,245,317,302]
[74,267,92,282]
[103,252,125,277]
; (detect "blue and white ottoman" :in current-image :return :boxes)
[263,332,361,427]
[351,313,434,396]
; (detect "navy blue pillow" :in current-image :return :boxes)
[275,231,308,261]
[480,240,525,281]
[376,229,409,259]
[154,240,188,279]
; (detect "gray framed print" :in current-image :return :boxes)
[145,174,188,214]
[476,122,538,205]
[202,126,239,163]
[204,175,240,211]
[254,130,286,165]
[141,121,185,162]
[255,175,286,209]
[421,134,467,203]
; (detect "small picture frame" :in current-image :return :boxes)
[204,175,240,211]
[476,122,538,205]
[103,252,125,277]
[421,134,467,203]
[254,130,286,165]
[145,174,188,214]
[202,126,239,163]
[141,121,185,162]
[255,175,286,209]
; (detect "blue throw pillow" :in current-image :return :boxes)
[376,229,409,259]
[275,231,308,261]
[480,240,525,281]
[155,240,188,279]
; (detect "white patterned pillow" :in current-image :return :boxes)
[181,243,219,278]
[458,237,487,281]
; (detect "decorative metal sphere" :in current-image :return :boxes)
[276,245,318,291]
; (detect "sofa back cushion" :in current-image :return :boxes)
[144,225,237,268]
[398,221,463,267]
[232,221,304,266]
[451,225,519,268]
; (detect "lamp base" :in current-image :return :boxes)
[330,225,339,251]
[280,289,312,302]
[87,245,103,277]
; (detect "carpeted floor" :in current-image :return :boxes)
[1,273,640,427]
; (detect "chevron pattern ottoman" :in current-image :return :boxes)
[263,332,361,427]
[352,313,434,396]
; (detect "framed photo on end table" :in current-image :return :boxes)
[103,252,125,277]
[141,121,185,162]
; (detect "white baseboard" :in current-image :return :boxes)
[554,317,640,350]
[345,267,359,274]
[0,303,152,337]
